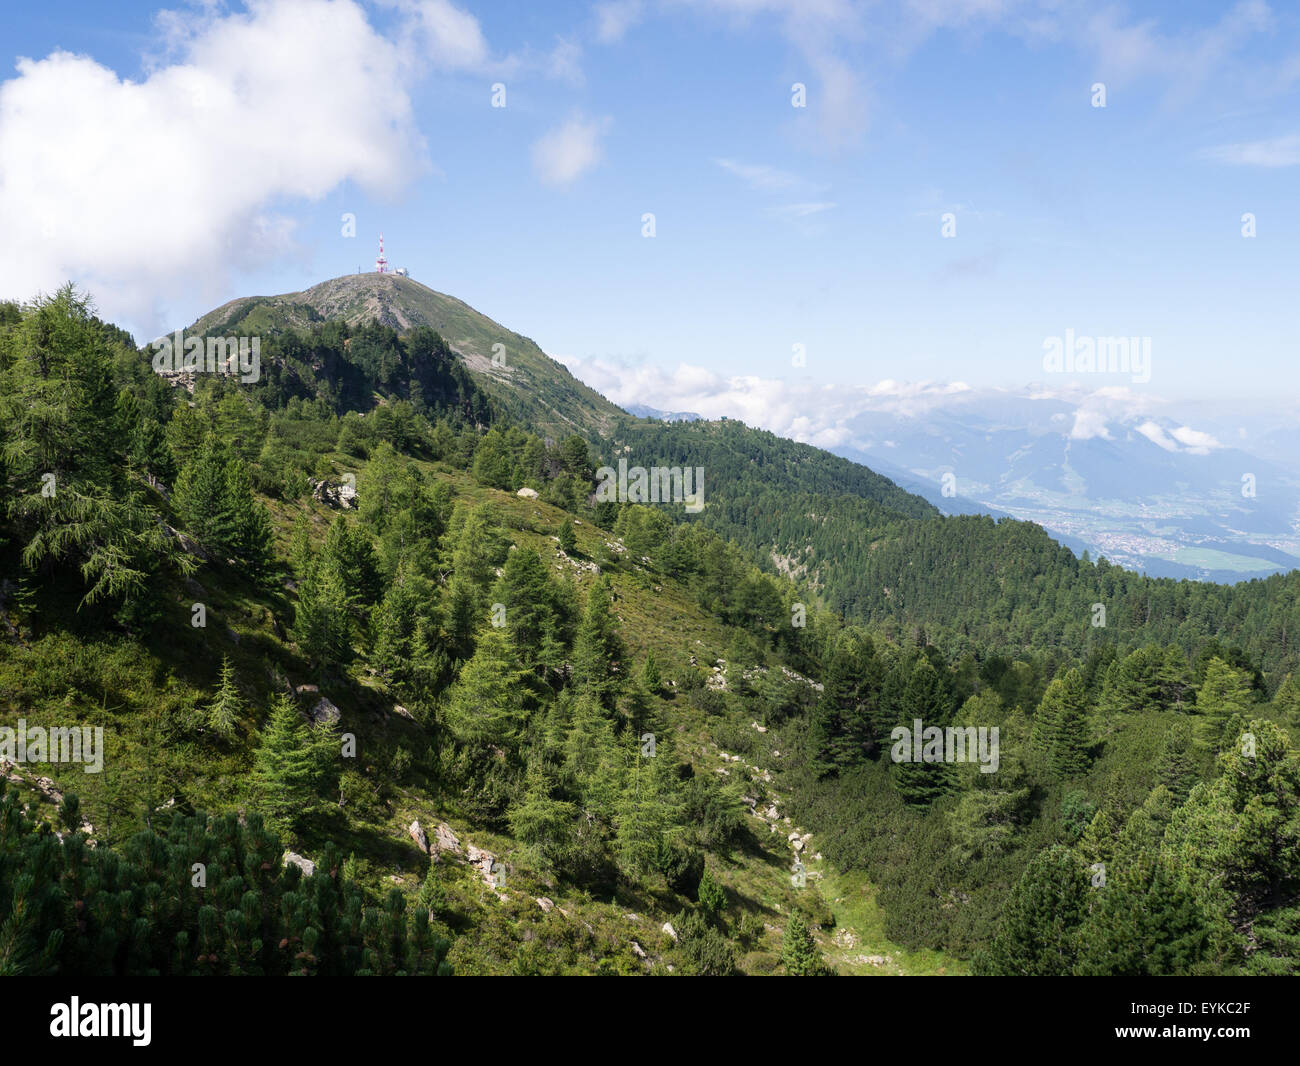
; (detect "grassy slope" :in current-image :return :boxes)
[0,441,955,975]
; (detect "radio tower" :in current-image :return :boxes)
[375,233,389,274]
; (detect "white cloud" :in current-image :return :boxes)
[547,37,586,85]
[593,0,645,44]
[1203,133,1300,167]
[714,157,810,192]
[1070,408,1112,440]
[1169,425,1222,454]
[382,0,491,70]
[532,114,611,186]
[0,0,494,327]
[767,201,837,218]
[1135,421,1179,451]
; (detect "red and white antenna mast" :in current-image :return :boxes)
[375,233,389,274]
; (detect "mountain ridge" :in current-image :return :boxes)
[186,273,625,441]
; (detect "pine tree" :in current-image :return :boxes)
[1074,865,1212,975]
[572,575,624,707]
[557,516,577,553]
[891,658,956,808]
[781,913,829,976]
[973,845,1087,976]
[1275,673,1300,728]
[1035,668,1091,778]
[174,437,238,552]
[252,695,329,839]
[443,626,527,752]
[206,655,243,738]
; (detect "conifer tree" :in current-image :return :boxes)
[974,845,1087,976]
[206,655,243,738]
[252,695,329,839]
[294,551,354,671]
[1035,668,1092,778]
[443,626,527,752]
[891,658,956,808]
[572,575,624,707]
[558,516,577,553]
[781,913,829,976]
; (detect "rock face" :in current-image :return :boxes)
[432,822,461,855]
[283,851,315,877]
[307,697,340,726]
[408,820,429,853]
[467,844,498,885]
[310,477,357,509]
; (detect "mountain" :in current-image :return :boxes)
[623,403,703,422]
[177,278,1300,669]
[5,281,1300,980]
[186,273,624,440]
[830,391,1300,582]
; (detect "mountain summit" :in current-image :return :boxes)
[186,273,623,439]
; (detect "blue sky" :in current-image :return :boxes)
[3,0,1299,415]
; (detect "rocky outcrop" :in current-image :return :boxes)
[310,477,357,509]
[432,822,461,855]
[283,851,315,877]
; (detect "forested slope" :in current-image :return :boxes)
[2,286,1299,977]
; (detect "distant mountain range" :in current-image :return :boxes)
[623,404,702,422]
[829,390,1300,582]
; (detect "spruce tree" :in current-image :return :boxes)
[252,695,327,839]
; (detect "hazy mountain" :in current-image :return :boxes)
[831,391,1300,581]
[623,403,702,422]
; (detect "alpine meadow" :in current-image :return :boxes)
[1,0,1298,1039]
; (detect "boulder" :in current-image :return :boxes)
[516,487,539,499]
[283,851,315,877]
[408,820,429,853]
[307,697,340,726]
[662,922,678,942]
[536,897,555,913]
[467,843,498,885]
[433,823,461,855]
